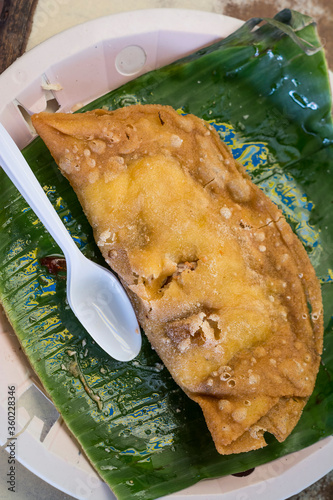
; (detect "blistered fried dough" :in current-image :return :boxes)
[31,104,323,454]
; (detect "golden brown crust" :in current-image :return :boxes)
[31,104,323,454]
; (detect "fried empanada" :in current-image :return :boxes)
[31,104,323,454]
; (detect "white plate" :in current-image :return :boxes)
[0,9,332,500]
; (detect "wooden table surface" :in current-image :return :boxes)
[0,1,332,499]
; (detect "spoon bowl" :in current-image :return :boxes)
[0,122,141,361]
[67,252,141,361]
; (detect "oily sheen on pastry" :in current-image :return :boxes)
[31,105,323,454]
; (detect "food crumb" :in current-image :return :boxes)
[41,81,63,91]
[71,102,84,112]
[170,135,183,147]
[220,207,232,219]
[232,408,247,422]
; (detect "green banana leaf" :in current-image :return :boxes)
[1,8,332,500]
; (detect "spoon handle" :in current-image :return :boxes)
[0,123,79,261]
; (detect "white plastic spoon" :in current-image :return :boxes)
[0,123,141,361]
